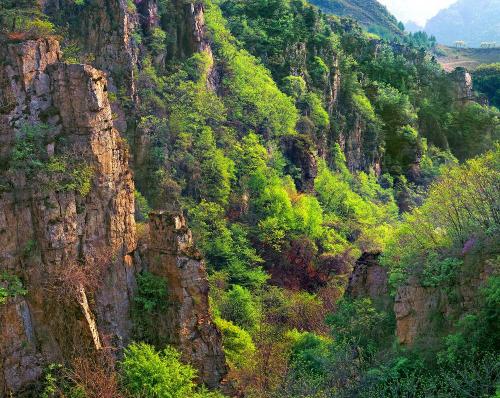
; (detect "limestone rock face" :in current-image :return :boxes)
[394,284,443,345]
[44,0,139,92]
[0,37,228,394]
[347,252,388,300]
[0,38,61,161]
[449,67,475,104]
[147,212,228,388]
[334,101,381,174]
[0,38,137,395]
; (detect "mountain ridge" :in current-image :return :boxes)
[425,0,500,47]
[307,0,403,37]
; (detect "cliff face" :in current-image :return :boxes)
[394,254,495,345]
[146,212,228,388]
[0,36,226,395]
[449,67,475,105]
[0,37,136,394]
[44,0,139,94]
[347,252,388,301]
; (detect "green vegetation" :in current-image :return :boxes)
[40,364,86,398]
[5,0,499,396]
[474,63,500,108]
[0,0,55,39]
[132,271,169,344]
[115,1,498,393]
[214,317,255,369]
[382,148,499,288]
[10,123,94,196]
[0,272,27,305]
[307,0,403,39]
[120,343,224,398]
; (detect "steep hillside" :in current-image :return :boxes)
[425,0,500,47]
[307,0,403,37]
[0,0,498,397]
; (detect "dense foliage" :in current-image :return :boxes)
[474,63,500,108]
[2,0,499,396]
[120,343,224,398]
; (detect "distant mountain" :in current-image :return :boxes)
[425,0,500,47]
[404,21,424,33]
[308,0,403,37]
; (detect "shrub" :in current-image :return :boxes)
[0,8,55,39]
[219,285,259,331]
[11,123,94,196]
[40,363,86,398]
[149,27,167,54]
[326,298,393,359]
[189,201,267,289]
[134,190,151,222]
[134,271,168,313]
[43,247,112,304]
[120,343,225,398]
[382,147,500,288]
[214,317,255,369]
[41,356,123,398]
[0,272,27,305]
[132,271,169,343]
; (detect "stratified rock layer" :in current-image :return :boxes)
[394,254,495,345]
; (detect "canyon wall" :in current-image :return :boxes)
[0,36,226,395]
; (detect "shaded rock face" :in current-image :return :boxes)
[135,0,160,34]
[449,67,479,105]
[281,135,318,192]
[44,0,139,85]
[332,98,381,174]
[347,252,388,300]
[394,283,442,346]
[146,212,228,388]
[0,38,137,395]
[165,0,213,60]
[0,38,227,394]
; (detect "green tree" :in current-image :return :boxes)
[120,343,225,398]
[474,63,500,108]
[194,128,234,205]
[219,285,259,331]
[214,316,255,369]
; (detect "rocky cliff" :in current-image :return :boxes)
[394,254,496,345]
[0,36,226,395]
[146,212,228,388]
[0,37,136,394]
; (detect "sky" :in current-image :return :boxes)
[378,0,457,26]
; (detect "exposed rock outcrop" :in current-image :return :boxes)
[146,211,228,388]
[0,37,136,394]
[347,252,388,301]
[0,37,227,394]
[449,67,475,105]
[44,0,139,95]
[394,254,496,345]
[281,135,318,192]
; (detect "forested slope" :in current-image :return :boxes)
[307,0,403,38]
[0,0,498,397]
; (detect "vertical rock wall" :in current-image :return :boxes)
[0,34,227,395]
[0,38,137,394]
[147,212,228,388]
